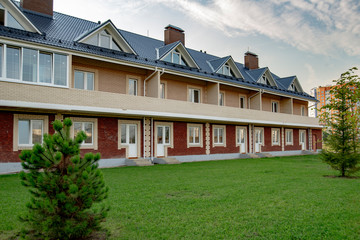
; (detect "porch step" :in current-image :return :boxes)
[256,152,273,158]
[125,158,153,167]
[247,154,260,158]
[153,157,181,165]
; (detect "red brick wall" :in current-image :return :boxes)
[210,124,239,154]
[167,122,206,156]
[261,127,282,152]
[312,129,323,150]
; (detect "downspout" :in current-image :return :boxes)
[143,67,158,97]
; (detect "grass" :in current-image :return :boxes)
[1,155,360,239]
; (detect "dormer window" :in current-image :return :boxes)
[289,83,299,92]
[163,50,187,66]
[84,30,122,51]
[217,64,233,77]
[260,75,271,85]
[0,3,24,30]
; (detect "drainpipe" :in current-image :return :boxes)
[143,67,158,97]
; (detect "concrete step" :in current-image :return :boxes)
[153,157,181,164]
[125,158,153,167]
[256,152,273,158]
[301,150,316,155]
[247,154,260,158]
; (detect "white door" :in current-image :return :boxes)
[300,130,306,150]
[238,128,246,153]
[156,125,170,157]
[121,124,137,158]
[255,129,262,153]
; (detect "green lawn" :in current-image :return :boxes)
[1,155,360,239]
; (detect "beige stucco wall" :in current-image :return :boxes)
[293,99,308,116]
[280,98,293,114]
[207,82,219,105]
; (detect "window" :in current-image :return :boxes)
[272,128,280,146]
[289,83,299,92]
[128,79,137,96]
[219,92,225,106]
[260,74,271,85]
[13,114,49,151]
[74,122,93,145]
[18,119,43,146]
[213,125,226,146]
[85,30,123,51]
[0,4,25,30]
[272,101,279,113]
[217,64,233,77]
[189,88,200,103]
[301,105,306,116]
[163,50,187,66]
[0,44,68,86]
[160,83,165,99]
[74,70,94,90]
[285,129,293,145]
[239,96,245,109]
[187,124,203,147]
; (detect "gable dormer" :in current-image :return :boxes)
[248,67,277,87]
[208,56,243,79]
[0,0,40,33]
[75,20,136,54]
[278,76,304,92]
[158,41,199,69]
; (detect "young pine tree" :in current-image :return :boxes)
[19,118,109,239]
[320,67,360,177]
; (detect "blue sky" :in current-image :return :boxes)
[54,0,360,93]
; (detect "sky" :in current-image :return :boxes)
[54,0,360,94]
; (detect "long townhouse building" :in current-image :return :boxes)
[0,0,322,171]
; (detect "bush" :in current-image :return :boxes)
[19,118,109,239]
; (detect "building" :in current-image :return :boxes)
[0,0,322,173]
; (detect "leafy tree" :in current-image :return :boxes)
[19,118,109,239]
[320,67,360,177]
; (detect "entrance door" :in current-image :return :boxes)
[121,124,137,158]
[255,128,263,153]
[156,125,170,157]
[299,130,306,150]
[238,127,246,153]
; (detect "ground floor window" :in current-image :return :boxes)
[70,117,98,150]
[213,125,226,147]
[272,128,280,146]
[285,129,293,145]
[13,114,49,151]
[187,123,203,147]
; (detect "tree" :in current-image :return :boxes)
[320,67,360,177]
[19,118,109,239]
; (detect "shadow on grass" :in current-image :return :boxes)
[323,175,360,179]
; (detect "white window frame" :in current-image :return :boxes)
[0,43,69,88]
[74,70,95,90]
[13,114,49,151]
[219,92,225,106]
[187,123,203,148]
[128,78,138,96]
[271,101,279,113]
[212,125,226,147]
[73,121,94,146]
[70,117,98,150]
[188,87,201,103]
[218,64,232,76]
[285,129,293,145]
[239,95,246,109]
[0,5,24,30]
[301,105,306,116]
[160,82,166,99]
[254,127,265,146]
[18,119,43,146]
[271,128,281,146]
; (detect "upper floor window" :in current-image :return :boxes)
[301,105,306,116]
[0,3,24,30]
[217,64,233,77]
[0,43,68,87]
[219,92,225,106]
[289,83,299,92]
[85,30,122,51]
[128,79,138,96]
[240,96,245,109]
[189,88,200,103]
[163,50,187,66]
[260,75,271,85]
[272,101,279,113]
[74,70,94,90]
[160,83,165,99]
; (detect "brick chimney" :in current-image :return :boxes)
[21,0,53,16]
[164,25,185,46]
[244,51,259,70]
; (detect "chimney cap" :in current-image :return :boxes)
[165,24,184,33]
[245,51,258,57]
